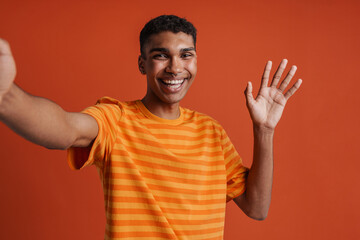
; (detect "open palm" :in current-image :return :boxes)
[245,59,302,130]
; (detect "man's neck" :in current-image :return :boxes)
[141,96,180,120]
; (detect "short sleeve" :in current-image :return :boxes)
[67,97,122,170]
[220,127,249,202]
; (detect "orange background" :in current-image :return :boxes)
[0,0,359,239]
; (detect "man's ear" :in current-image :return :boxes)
[138,55,146,75]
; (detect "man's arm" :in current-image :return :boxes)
[0,39,98,150]
[233,59,302,220]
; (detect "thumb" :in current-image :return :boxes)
[244,81,255,106]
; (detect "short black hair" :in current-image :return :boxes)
[140,15,197,57]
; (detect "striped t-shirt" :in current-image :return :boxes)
[67,97,248,240]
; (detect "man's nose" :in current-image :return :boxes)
[166,57,183,75]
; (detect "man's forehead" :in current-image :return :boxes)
[144,31,195,51]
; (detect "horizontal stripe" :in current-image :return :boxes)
[167,217,224,226]
[108,160,226,182]
[105,196,225,211]
[109,168,226,185]
[103,209,224,225]
[103,189,225,202]
[125,113,220,129]
[118,131,223,153]
[105,183,226,197]
[105,193,225,206]
[107,207,226,218]
[142,122,221,133]
[115,128,220,146]
[174,226,224,236]
[118,120,222,141]
[103,186,225,202]
[106,208,225,221]
[106,219,168,227]
[116,145,224,166]
[108,172,225,191]
[107,220,223,234]
[109,153,226,176]
[105,228,176,239]
[106,219,225,232]
[122,111,221,130]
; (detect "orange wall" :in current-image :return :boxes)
[0,0,359,239]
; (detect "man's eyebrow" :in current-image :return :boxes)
[149,47,196,53]
[180,47,196,52]
[149,48,169,53]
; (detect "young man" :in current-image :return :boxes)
[0,15,301,239]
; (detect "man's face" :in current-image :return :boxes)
[139,31,197,105]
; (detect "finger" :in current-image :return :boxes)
[0,38,12,55]
[279,65,297,92]
[284,79,302,100]
[270,59,288,87]
[261,61,272,89]
[244,81,255,106]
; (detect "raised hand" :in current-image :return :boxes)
[0,39,17,101]
[245,59,302,130]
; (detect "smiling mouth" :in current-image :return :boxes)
[159,78,187,89]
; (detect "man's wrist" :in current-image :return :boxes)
[0,83,16,115]
[253,124,275,136]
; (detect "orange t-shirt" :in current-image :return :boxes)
[68,97,248,240]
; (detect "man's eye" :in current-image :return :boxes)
[153,54,168,59]
[181,53,193,58]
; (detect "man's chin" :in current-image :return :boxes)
[159,93,186,105]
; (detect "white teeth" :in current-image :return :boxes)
[162,79,185,85]
[168,84,181,89]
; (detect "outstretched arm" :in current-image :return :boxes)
[234,59,302,220]
[0,39,98,150]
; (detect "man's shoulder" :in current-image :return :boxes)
[90,97,141,113]
[95,97,134,107]
[82,97,135,121]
